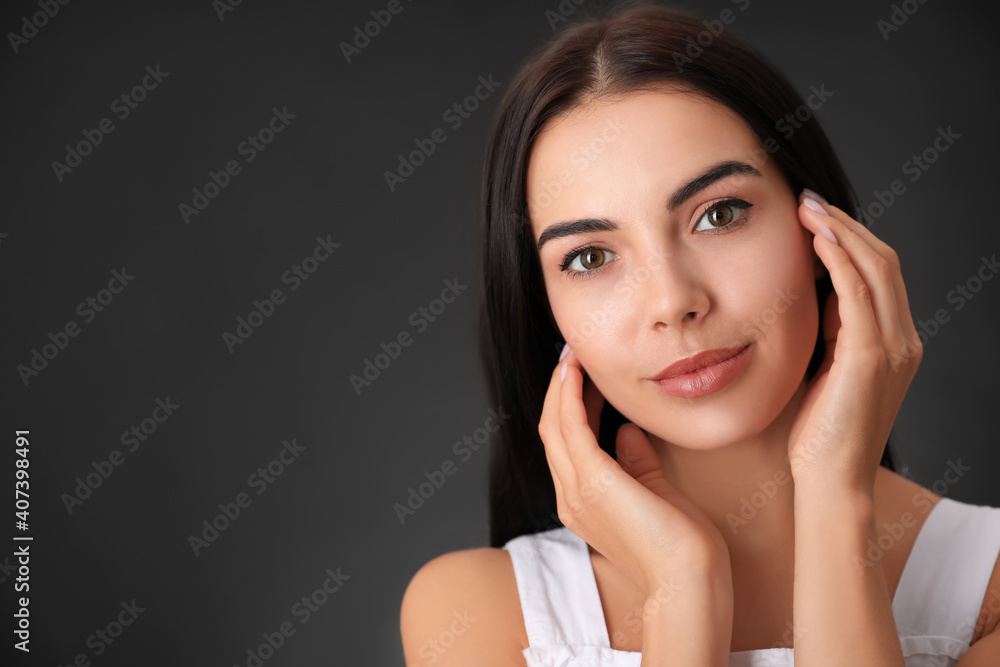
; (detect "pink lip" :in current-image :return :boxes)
[649,344,752,399]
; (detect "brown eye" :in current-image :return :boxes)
[694,198,753,233]
[707,205,734,227]
[561,246,620,277]
[580,248,606,270]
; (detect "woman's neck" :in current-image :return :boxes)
[648,379,808,557]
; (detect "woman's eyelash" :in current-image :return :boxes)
[557,197,755,280]
[558,245,611,277]
[697,197,754,234]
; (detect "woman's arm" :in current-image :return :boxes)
[400,549,529,666]
[786,195,925,665]
[639,554,734,667]
[792,479,905,667]
[549,354,737,666]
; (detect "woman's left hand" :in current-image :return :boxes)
[787,190,923,495]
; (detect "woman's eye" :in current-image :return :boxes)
[562,247,620,275]
[693,199,753,233]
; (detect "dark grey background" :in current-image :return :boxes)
[1,0,998,665]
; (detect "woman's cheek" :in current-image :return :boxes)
[727,225,796,303]
[743,234,818,345]
[551,286,624,352]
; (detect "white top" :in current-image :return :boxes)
[502,496,1000,666]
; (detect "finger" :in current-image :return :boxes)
[614,425,709,534]
[800,195,902,343]
[808,194,912,328]
[559,351,612,478]
[800,192,915,332]
[806,215,882,351]
[539,354,577,491]
[800,196,903,346]
[615,423,658,480]
[550,452,565,512]
[805,194,898,259]
[815,200,923,355]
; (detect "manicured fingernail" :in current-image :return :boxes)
[560,363,567,383]
[802,188,828,205]
[559,343,570,361]
[804,197,827,216]
[820,226,838,246]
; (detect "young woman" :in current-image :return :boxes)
[401,3,1000,665]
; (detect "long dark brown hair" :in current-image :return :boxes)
[478,0,899,549]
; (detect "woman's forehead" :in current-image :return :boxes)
[529,90,755,173]
[526,91,773,230]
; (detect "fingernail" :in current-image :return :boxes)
[559,343,570,361]
[560,363,567,383]
[802,188,828,205]
[820,226,838,246]
[803,197,827,216]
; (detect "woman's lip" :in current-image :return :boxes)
[649,344,752,399]
[651,344,751,380]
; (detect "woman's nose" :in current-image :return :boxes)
[630,249,710,330]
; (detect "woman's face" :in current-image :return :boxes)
[526,89,823,449]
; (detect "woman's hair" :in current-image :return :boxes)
[478,0,900,548]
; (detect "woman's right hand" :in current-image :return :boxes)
[539,345,734,601]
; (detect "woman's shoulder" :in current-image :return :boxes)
[402,547,521,607]
[400,546,528,665]
[876,466,1000,646]
[874,465,943,516]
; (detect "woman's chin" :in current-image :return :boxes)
[623,390,788,453]
[624,412,754,452]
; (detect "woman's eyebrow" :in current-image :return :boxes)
[535,160,762,251]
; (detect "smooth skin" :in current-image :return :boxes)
[400,89,1000,666]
